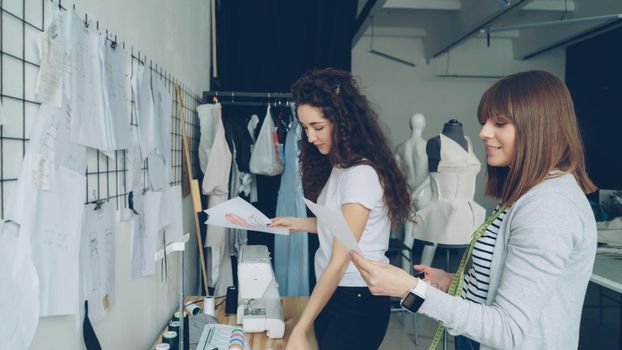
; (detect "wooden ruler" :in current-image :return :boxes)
[175,84,208,293]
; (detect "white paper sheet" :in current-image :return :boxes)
[136,66,156,159]
[80,202,115,322]
[0,100,5,126]
[31,167,86,317]
[102,42,131,151]
[126,126,144,191]
[160,185,184,245]
[204,197,289,235]
[151,75,172,161]
[129,192,145,279]
[35,31,64,107]
[69,16,109,151]
[130,190,161,278]
[147,153,167,191]
[0,220,40,350]
[303,198,361,253]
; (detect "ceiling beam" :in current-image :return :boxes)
[428,0,534,59]
[383,0,461,11]
[512,0,622,58]
[522,0,575,12]
[352,0,388,48]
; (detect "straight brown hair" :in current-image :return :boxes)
[477,70,597,207]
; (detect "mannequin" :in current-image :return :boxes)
[395,114,432,253]
[426,119,468,172]
[413,119,485,266]
[395,113,429,191]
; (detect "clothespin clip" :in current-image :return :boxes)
[84,13,89,28]
[91,190,104,210]
[93,199,105,211]
[128,191,140,215]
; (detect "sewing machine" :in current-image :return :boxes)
[236,245,285,339]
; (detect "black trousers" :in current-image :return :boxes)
[314,286,390,350]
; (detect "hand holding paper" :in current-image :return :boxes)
[303,198,361,253]
[204,197,289,235]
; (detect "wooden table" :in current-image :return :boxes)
[153,296,318,350]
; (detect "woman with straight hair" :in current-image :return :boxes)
[270,67,413,350]
[350,70,597,350]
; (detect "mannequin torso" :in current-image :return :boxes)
[395,113,428,189]
[426,119,468,172]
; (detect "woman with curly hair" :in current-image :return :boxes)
[270,67,413,350]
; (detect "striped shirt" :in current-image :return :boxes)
[461,206,508,304]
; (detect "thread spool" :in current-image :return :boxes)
[225,286,238,314]
[168,320,180,335]
[172,311,189,350]
[162,331,178,350]
[203,296,215,316]
[185,301,201,315]
[155,344,170,350]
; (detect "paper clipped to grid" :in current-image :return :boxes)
[204,197,289,235]
[303,198,362,253]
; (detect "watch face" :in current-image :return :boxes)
[401,291,424,313]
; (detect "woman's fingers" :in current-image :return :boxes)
[225,213,253,227]
[348,251,372,275]
[269,217,291,227]
[413,264,429,272]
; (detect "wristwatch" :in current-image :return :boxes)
[400,279,427,314]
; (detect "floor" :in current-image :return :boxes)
[378,247,621,350]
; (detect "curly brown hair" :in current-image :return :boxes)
[291,68,414,225]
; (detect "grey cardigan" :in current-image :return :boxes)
[419,173,596,350]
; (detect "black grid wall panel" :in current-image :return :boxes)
[0,0,202,218]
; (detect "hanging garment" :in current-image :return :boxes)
[197,103,219,172]
[249,106,284,176]
[202,104,234,295]
[0,220,40,350]
[223,127,249,259]
[274,120,310,296]
[412,134,486,245]
[222,109,254,174]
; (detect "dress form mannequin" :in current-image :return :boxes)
[426,119,468,172]
[395,114,432,253]
[415,119,485,266]
[395,113,429,191]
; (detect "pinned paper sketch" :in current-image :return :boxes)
[303,198,361,253]
[0,100,6,126]
[80,201,115,322]
[204,197,288,235]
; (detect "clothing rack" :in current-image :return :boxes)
[202,90,293,106]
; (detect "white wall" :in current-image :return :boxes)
[352,34,565,211]
[13,0,212,349]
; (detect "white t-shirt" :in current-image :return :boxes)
[314,164,391,287]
